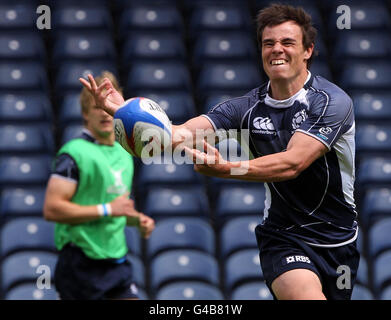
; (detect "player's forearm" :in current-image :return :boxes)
[43,200,102,225]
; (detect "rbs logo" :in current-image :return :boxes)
[285,255,311,264]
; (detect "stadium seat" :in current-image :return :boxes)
[0,31,46,61]
[119,4,184,38]
[373,250,391,294]
[231,281,273,300]
[356,256,368,287]
[135,92,197,125]
[193,31,257,65]
[143,187,210,219]
[0,124,54,155]
[55,61,118,93]
[197,62,262,96]
[357,157,391,190]
[58,93,83,128]
[368,218,391,258]
[137,163,202,193]
[310,61,333,82]
[0,155,52,187]
[4,282,58,300]
[0,62,48,92]
[147,218,215,258]
[124,226,142,257]
[351,284,374,300]
[126,62,192,94]
[352,91,391,124]
[51,5,113,30]
[360,188,391,228]
[224,249,263,292]
[61,124,84,145]
[149,249,219,292]
[338,61,391,91]
[52,31,116,63]
[122,32,186,65]
[220,216,261,258]
[380,285,391,300]
[0,251,57,292]
[0,187,46,217]
[0,3,36,29]
[356,125,391,156]
[137,288,149,300]
[333,31,391,60]
[127,254,145,289]
[0,217,56,257]
[156,281,224,300]
[0,93,52,124]
[215,186,266,221]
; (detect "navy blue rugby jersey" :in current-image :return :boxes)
[203,72,358,248]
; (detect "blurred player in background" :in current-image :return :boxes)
[44,71,155,300]
[81,4,359,300]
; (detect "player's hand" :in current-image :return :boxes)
[109,193,138,217]
[138,213,155,239]
[79,74,125,117]
[184,140,230,178]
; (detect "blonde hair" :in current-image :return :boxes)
[79,71,123,121]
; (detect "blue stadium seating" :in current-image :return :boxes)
[339,61,391,91]
[356,256,368,287]
[156,281,224,300]
[230,281,273,300]
[0,93,52,124]
[58,93,83,128]
[52,32,116,63]
[127,254,145,289]
[4,282,58,300]
[197,62,262,95]
[380,286,391,300]
[0,156,52,187]
[373,250,391,294]
[356,125,391,156]
[368,218,391,258]
[0,124,54,155]
[0,31,46,61]
[1,251,57,292]
[357,157,391,190]
[150,250,219,292]
[351,284,374,300]
[126,62,192,94]
[0,217,56,257]
[224,249,263,292]
[215,186,266,220]
[122,32,186,64]
[124,227,142,257]
[61,124,85,145]
[352,91,391,124]
[193,31,257,64]
[0,3,36,29]
[220,216,261,258]
[310,61,333,82]
[147,218,215,258]
[135,92,197,124]
[137,163,202,192]
[143,187,210,219]
[0,187,46,217]
[0,62,48,92]
[360,188,391,228]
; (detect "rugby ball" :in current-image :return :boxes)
[113,97,172,158]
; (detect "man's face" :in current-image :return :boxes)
[261,21,313,82]
[83,103,113,138]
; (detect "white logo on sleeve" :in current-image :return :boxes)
[285,255,311,264]
[319,127,333,135]
[292,109,308,130]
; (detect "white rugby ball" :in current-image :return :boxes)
[113,97,172,158]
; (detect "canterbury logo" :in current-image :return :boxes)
[253,117,275,131]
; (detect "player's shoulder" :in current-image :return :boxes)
[307,75,352,106]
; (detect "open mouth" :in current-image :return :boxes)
[100,120,112,125]
[270,59,288,65]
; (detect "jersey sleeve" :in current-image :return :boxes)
[295,90,354,150]
[202,99,245,131]
[51,153,79,183]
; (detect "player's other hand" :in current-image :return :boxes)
[138,214,155,239]
[110,193,137,217]
[79,74,124,117]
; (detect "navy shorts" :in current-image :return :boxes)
[54,244,139,300]
[255,224,360,300]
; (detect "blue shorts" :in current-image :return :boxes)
[255,224,360,300]
[54,244,139,300]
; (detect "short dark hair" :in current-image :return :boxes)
[256,3,317,68]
